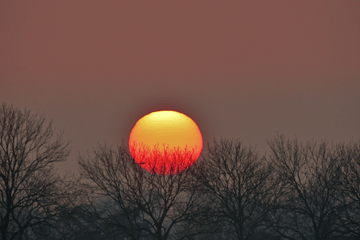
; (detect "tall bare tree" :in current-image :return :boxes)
[192,138,277,240]
[0,103,70,240]
[78,143,203,240]
[266,135,344,240]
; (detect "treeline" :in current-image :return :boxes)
[0,103,359,240]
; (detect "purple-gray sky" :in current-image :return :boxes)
[1,0,359,172]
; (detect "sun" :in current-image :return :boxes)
[129,110,203,175]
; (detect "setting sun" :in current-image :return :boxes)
[129,110,203,174]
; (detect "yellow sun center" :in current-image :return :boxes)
[129,110,203,174]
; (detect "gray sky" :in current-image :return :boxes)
[1,0,359,172]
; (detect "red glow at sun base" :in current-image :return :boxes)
[128,110,203,175]
[129,143,201,175]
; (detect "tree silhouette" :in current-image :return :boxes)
[0,103,70,240]
[78,143,203,240]
[4,102,360,240]
[192,138,277,240]
[333,141,360,238]
[266,135,344,240]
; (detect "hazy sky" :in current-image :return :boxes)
[1,0,359,172]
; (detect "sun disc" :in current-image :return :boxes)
[129,110,203,174]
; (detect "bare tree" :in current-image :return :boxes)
[192,138,277,240]
[333,141,360,238]
[78,143,203,240]
[0,103,70,240]
[266,135,343,240]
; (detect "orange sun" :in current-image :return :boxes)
[129,110,203,175]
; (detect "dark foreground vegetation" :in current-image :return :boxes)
[0,103,359,240]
